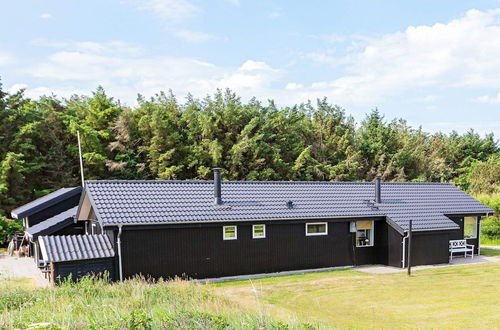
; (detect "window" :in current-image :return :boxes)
[464,216,477,239]
[223,226,237,240]
[356,220,374,247]
[306,222,328,236]
[252,224,266,239]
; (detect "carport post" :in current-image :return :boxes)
[407,219,413,276]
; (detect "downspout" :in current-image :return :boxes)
[402,231,409,268]
[117,225,123,281]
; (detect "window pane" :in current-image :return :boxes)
[253,225,265,238]
[224,226,236,239]
[356,228,374,247]
[464,217,477,238]
[307,223,326,234]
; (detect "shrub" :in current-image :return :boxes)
[475,194,500,214]
[125,309,153,330]
[162,310,230,329]
[0,217,23,246]
[481,216,500,239]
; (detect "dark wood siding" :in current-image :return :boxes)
[406,230,459,266]
[52,258,115,283]
[28,194,81,227]
[121,219,387,279]
[387,225,403,267]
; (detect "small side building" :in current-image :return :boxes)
[10,187,83,266]
[38,234,115,283]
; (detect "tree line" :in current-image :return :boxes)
[0,84,498,216]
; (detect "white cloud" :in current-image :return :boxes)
[239,60,275,72]
[174,30,219,43]
[226,0,240,6]
[302,9,500,104]
[285,82,303,90]
[420,120,500,136]
[305,52,339,66]
[128,0,200,24]
[40,13,52,19]
[24,41,279,104]
[476,92,500,104]
[7,83,28,94]
[218,60,279,94]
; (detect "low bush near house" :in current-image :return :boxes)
[0,217,23,246]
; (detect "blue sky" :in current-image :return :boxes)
[1,1,499,137]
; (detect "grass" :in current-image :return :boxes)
[0,247,6,253]
[481,236,500,246]
[481,247,500,257]
[214,262,500,329]
[0,276,294,329]
[2,260,499,329]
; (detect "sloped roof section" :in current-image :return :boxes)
[39,234,115,263]
[11,187,82,219]
[84,180,492,232]
[25,206,78,240]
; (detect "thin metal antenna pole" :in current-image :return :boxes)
[77,130,85,187]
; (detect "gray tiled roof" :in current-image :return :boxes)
[85,180,493,232]
[25,206,78,240]
[39,234,115,263]
[11,187,82,219]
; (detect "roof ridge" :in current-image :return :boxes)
[85,179,453,185]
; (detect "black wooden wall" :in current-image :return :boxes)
[406,229,460,266]
[52,258,115,283]
[120,219,388,280]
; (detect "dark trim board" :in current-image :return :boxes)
[12,187,82,221]
[26,194,81,227]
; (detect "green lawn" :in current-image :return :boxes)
[214,260,500,329]
[481,247,500,257]
[481,236,500,246]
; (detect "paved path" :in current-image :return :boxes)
[0,252,50,287]
[356,255,500,274]
[482,245,500,250]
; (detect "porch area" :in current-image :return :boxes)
[357,251,500,274]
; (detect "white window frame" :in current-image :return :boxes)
[305,222,328,236]
[223,225,237,240]
[355,220,374,248]
[464,216,478,239]
[252,224,266,239]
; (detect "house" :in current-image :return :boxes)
[10,187,83,266]
[11,169,493,282]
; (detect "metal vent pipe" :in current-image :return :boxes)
[213,168,222,205]
[375,176,381,204]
